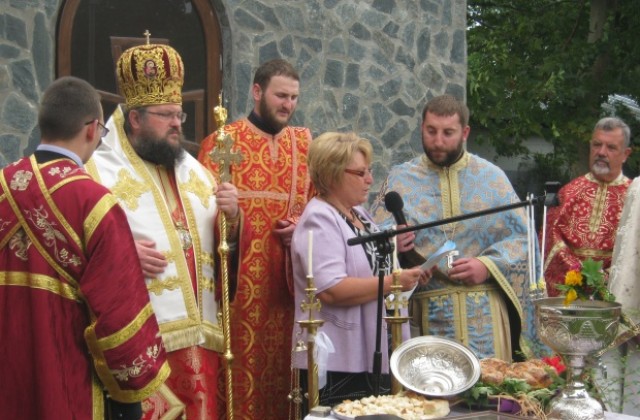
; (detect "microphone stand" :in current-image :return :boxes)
[372,236,393,396]
[349,195,544,247]
[348,194,544,395]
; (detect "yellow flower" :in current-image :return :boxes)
[564,269,583,286]
[564,288,578,305]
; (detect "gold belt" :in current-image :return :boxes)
[413,282,500,299]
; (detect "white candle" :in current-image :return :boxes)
[393,226,398,271]
[308,230,313,276]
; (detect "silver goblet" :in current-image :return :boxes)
[535,297,621,420]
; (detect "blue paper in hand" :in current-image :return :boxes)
[420,240,457,271]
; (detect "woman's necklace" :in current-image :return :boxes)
[322,197,358,224]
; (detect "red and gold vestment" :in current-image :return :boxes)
[199,118,312,419]
[0,154,169,419]
[542,172,631,296]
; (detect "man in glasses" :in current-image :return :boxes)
[0,76,169,419]
[198,58,313,419]
[87,39,246,419]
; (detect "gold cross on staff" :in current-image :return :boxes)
[210,134,242,183]
[143,30,151,44]
[209,93,243,183]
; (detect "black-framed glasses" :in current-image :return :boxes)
[85,120,109,138]
[144,110,188,123]
[344,167,373,178]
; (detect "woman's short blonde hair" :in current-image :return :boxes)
[308,131,373,196]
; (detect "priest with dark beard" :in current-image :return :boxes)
[87,38,246,419]
[371,94,542,363]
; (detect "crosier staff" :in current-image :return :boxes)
[209,92,243,420]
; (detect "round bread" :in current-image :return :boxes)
[479,358,553,389]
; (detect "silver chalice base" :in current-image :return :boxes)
[535,297,621,420]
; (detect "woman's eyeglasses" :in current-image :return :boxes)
[344,167,373,178]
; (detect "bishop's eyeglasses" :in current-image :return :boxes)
[144,110,188,123]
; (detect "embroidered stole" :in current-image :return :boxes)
[0,156,88,287]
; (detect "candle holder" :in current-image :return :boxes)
[384,268,410,394]
[296,273,325,410]
[288,338,307,420]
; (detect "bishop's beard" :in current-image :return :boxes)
[131,130,186,170]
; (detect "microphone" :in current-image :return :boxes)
[384,191,408,226]
[383,191,425,267]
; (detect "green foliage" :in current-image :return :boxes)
[555,258,616,302]
[468,0,640,188]
[462,377,557,411]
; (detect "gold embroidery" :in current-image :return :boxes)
[203,276,214,292]
[431,295,448,308]
[112,343,164,381]
[9,228,31,261]
[98,303,157,350]
[249,171,267,187]
[84,194,118,245]
[201,251,214,266]
[0,219,10,233]
[111,169,147,210]
[147,276,181,295]
[589,183,607,233]
[47,165,74,178]
[0,271,80,301]
[180,169,212,208]
[468,291,487,304]
[25,205,81,267]
[163,250,176,264]
[10,170,33,191]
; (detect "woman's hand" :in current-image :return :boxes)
[397,267,430,291]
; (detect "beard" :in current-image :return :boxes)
[591,159,611,176]
[131,128,185,169]
[424,140,465,167]
[258,98,291,132]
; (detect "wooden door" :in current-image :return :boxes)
[56,0,222,154]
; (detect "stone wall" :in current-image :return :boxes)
[0,0,467,193]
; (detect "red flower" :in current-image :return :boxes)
[543,355,566,375]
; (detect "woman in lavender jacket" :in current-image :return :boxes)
[291,132,428,409]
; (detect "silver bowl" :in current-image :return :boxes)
[390,336,480,398]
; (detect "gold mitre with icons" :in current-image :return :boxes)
[116,31,184,110]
